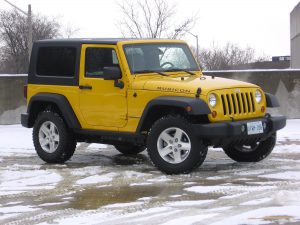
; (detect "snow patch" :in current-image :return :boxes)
[259,171,300,180]
[103,201,144,208]
[240,198,272,206]
[70,166,103,176]
[160,213,218,225]
[185,185,233,194]
[272,190,300,206]
[0,125,33,149]
[121,170,150,178]
[130,182,153,186]
[147,176,172,183]
[206,176,230,180]
[206,206,233,212]
[87,143,107,149]
[38,201,69,207]
[166,200,216,207]
[76,172,117,185]
[274,144,300,153]
[0,205,37,213]
[210,206,300,225]
[0,170,62,192]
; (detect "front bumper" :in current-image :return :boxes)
[192,115,286,138]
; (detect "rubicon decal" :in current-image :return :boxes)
[157,86,191,93]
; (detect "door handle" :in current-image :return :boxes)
[79,85,92,90]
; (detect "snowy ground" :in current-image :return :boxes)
[0,120,300,225]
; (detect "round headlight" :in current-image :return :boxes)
[209,93,217,107]
[255,90,262,103]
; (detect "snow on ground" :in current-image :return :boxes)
[0,120,299,225]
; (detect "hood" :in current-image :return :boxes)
[133,75,258,96]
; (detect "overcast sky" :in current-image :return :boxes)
[0,0,298,58]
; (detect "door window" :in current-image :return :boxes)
[85,48,119,77]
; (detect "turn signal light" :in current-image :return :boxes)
[261,106,265,113]
[185,106,192,112]
[212,111,217,118]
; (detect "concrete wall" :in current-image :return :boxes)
[204,70,300,119]
[291,2,300,68]
[0,75,27,125]
[0,70,299,124]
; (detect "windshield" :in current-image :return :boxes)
[123,43,199,74]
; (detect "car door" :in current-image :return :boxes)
[79,44,127,128]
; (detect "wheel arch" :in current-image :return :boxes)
[27,93,81,129]
[136,96,211,133]
[265,93,280,108]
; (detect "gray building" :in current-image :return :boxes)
[291,2,300,68]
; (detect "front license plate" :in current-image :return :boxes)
[247,121,264,135]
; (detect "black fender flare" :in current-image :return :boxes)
[265,93,280,108]
[27,93,81,128]
[136,96,211,132]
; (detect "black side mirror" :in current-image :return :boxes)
[103,67,121,80]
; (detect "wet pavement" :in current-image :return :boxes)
[0,122,300,225]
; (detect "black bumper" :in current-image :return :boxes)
[21,113,30,128]
[192,116,286,138]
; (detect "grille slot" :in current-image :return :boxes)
[250,92,255,112]
[221,91,256,115]
[221,95,227,115]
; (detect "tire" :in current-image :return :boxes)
[33,111,77,163]
[147,116,208,174]
[222,133,277,162]
[114,143,146,155]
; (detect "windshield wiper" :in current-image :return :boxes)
[134,70,168,76]
[164,68,196,75]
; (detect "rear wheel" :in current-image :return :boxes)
[147,116,208,174]
[114,143,146,155]
[222,133,277,162]
[33,111,76,163]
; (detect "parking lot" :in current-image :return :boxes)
[0,120,300,225]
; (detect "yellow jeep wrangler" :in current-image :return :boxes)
[21,38,286,174]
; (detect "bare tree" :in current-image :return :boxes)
[196,43,268,70]
[61,23,80,38]
[117,0,197,39]
[0,9,60,73]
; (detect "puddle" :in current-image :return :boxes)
[68,185,163,210]
[250,215,300,225]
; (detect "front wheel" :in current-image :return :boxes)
[147,116,208,174]
[222,133,277,162]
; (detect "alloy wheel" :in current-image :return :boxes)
[157,127,191,164]
[38,121,59,153]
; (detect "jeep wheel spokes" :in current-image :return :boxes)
[38,121,59,153]
[157,127,191,164]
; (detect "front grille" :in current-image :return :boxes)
[220,92,256,116]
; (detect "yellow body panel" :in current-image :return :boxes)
[78,44,127,128]
[27,39,267,133]
[27,84,84,125]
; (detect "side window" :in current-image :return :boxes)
[85,48,119,77]
[36,47,76,77]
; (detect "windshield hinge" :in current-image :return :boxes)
[195,87,201,98]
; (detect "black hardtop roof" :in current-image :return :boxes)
[35,38,174,45]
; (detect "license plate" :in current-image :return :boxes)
[247,121,264,135]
